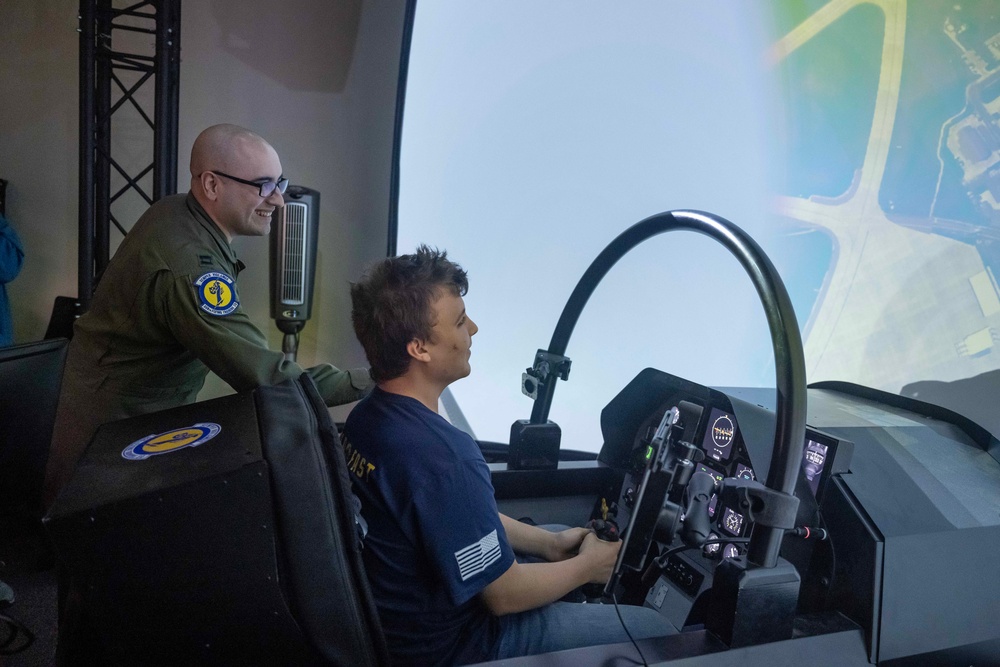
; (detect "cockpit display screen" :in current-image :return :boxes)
[702,408,737,463]
[802,438,829,497]
[720,507,745,536]
[734,462,755,481]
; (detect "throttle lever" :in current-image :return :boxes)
[586,518,621,542]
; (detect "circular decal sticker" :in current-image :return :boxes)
[194,271,239,316]
[122,423,222,461]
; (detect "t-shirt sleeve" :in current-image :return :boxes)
[413,458,515,606]
[161,271,370,404]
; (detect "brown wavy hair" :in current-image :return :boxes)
[350,245,468,382]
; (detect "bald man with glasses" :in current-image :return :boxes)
[44,124,373,507]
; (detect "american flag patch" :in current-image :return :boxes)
[455,529,502,581]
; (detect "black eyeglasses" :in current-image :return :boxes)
[211,170,289,198]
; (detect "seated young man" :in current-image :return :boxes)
[344,245,675,665]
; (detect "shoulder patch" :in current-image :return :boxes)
[455,529,502,581]
[194,271,239,316]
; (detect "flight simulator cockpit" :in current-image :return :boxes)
[41,210,1000,666]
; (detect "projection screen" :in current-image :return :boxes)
[398,1,1000,453]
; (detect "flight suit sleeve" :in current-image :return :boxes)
[161,271,372,405]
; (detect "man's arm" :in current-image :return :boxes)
[480,531,620,616]
[162,272,371,405]
[499,514,590,562]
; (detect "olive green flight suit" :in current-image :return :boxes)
[44,193,371,506]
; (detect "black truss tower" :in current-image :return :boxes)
[78,0,180,309]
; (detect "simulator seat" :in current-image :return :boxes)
[43,376,389,666]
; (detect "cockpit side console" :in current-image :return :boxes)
[558,366,1000,664]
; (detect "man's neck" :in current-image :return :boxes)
[378,376,444,413]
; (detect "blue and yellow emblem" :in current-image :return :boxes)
[121,422,222,461]
[194,271,239,316]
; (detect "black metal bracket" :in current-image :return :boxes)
[520,349,572,400]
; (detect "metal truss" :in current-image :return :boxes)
[78,0,180,307]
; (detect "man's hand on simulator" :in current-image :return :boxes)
[586,518,620,541]
[545,527,590,562]
[579,531,622,584]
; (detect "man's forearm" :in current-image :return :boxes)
[499,513,555,559]
[486,511,619,614]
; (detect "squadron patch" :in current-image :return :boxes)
[121,423,221,461]
[194,271,239,316]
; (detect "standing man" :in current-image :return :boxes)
[44,124,371,507]
[344,246,675,665]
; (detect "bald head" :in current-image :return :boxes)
[190,124,273,178]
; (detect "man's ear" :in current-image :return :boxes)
[406,338,431,364]
[200,171,221,201]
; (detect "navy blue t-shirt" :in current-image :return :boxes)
[342,387,515,666]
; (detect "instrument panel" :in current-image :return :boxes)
[596,368,851,628]
[623,403,757,557]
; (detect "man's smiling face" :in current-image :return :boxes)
[212,139,285,239]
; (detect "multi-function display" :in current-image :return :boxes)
[701,408,737,463]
